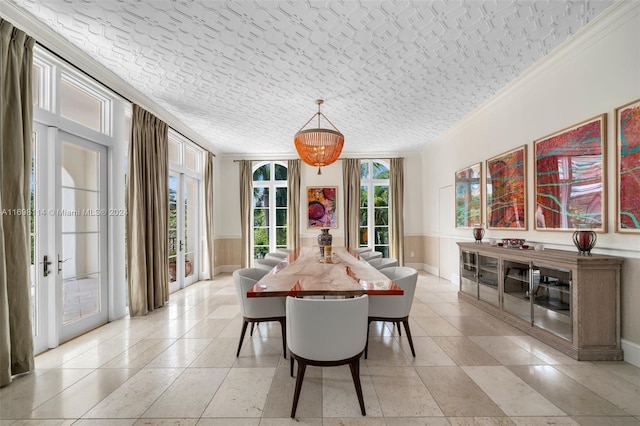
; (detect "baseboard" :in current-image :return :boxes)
[621,338,640,367]
[213,265,240,276]
[423,263,439,276]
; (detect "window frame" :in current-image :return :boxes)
[360,160,390,257]
[252,161,288,259]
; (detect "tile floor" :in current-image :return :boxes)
[2,272,640,425]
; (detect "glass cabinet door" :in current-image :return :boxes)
[531,265,572,341]
[459,250,478,298]
[502,260,532,323]
[478,255,499,307]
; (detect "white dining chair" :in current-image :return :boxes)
[354,247,372,254]
[365,266,418,358]
[233,268,287,358]
[266,251,288,260]
[359,251,382,261]
[286,294,369,418]
[254,257,282,270]
[366,257,398,270]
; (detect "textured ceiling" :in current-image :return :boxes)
[7,0,614,156]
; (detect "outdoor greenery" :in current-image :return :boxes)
[253,162,287,258]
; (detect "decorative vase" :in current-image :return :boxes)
[317,228,333,256]
[472,225,485,244]
[573,225,597,256]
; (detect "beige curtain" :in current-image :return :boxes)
[342,158,361,250]
[239,160,252,268]
[126,104,169,316]
[204,152,215,278]
[0,19,35,387]
[390,158,405,265]
[287,159,301,250]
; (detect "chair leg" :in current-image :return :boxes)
[250,322,256,336]
[279,318,287,359]
[290,359,307,418]
[290,355,294,377]
[236,320,249,357]
[348,358,366,416]
[396,321,402,336]
[402,318,416,357]
[364,319,371,359]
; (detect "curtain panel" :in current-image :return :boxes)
[342,159,361,250]
[204,152,215,278]
[239,160,252,268]
[287,159,300,250]
[390,158,405,266]
[0,19,35,387]
[126,104,169,316]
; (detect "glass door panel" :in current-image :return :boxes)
[478,255,499,307]
[459,250,478,298]
[169,174,179,288]
[183,176,199,286]
[168,172,199,291]
[532,265,572,341]
[58,133,108,342]
[502,260,532,323]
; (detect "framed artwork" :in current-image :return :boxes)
[615,98,640,233]
[486,146,527,229]
[307,186,337,228]
[455,163,482,228]
[534,114,607,231]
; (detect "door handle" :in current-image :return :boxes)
[58,255,71,273]
[179,240,184,252]
[40,255,52,276]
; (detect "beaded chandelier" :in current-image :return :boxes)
[294,99,344,175]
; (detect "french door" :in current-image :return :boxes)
[31,123,108,352]
[168,171,200,293]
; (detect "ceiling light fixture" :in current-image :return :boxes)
[294,99,344,175]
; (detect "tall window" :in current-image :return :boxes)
[360,160,390,257]
[253,161,288,259]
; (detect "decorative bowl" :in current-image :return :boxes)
[502,238,525,248]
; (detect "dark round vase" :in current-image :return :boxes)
[473,226,485,243]
[317,228,332,256]
[573,228,597,256]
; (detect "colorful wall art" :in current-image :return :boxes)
[455,163,482,228]
[616,98,640,233]
[307,186,337,228]
[534,114,606,231]
[487,146,527,229]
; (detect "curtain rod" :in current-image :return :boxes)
[34,41,214,156]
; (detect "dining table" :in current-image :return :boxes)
[247,246,403,298]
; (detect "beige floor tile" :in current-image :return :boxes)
[447,418,515,426]
[33,339,101,369]
[189,338,238,368]
[196,419,260,425]
[205,305,240,319]
[510,418,579,426]
[432,336,501,366]
[261,364,322,418]
[70,421,137,426]
[133,420,198,426]
[597,361,640,386]
[504,336,581,365]
[202,368,275,417]
[83,368,183,418]
[409,302,440,317]
[61,338,141,368]
[259,419,322,426]
[384,418,451,426]
[146,338,212,368]
[469,336,547,365]
[570,416,640,425]
[399,336,456,366]
[0,368,93,419]
[322,418,384,425]
[28,368,138,419]
[413,316,464,337]
[146,319,201,339]
[322,365,382,417]
[415,366,505,417]
[7,421,75,426]
[363,336,411,367]
[142,368,228,418]
[463,366,566,417]
[233,338,284,368]
[508,365,628,416]
[182,319,234,339]
[442,316,508,336]
[554,364,640,416]
[102,338,177,368]
[368,366,443,417]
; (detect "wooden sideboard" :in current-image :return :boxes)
[457,242,623,361]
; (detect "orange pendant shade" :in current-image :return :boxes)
[294,100,344,174]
